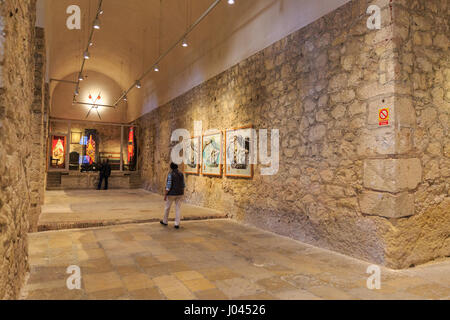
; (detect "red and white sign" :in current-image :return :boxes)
[379,108,389,126]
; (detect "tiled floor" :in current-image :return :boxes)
[21,220,450,300]
[38,190,226,231]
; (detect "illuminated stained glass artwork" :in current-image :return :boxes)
[128,127,135,163]
[86,135,96,164]
[51,136,66,168]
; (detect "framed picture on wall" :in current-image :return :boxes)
[225,125,254,178]
[201,131,223,177]
[70,131,82,144]
[183,136,201,175]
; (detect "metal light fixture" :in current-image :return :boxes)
[228,0,235,4]
[83,51,90,60]
[78,74,84,81]
[135,80,142,89]
[93,18,101,29]
[154,65,160,72]
[182,39,188,47]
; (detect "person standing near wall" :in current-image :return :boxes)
[161,163,185,229]
[97,159,112,190]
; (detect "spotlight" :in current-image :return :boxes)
[99,10,104,15]
[75,88,79,96]
[93,19,101,29]
[135,80,142,89]
[89,42,93,47]
[228,0,235,4]
[182,39,188,47]
[123,95,128,102]
[83,51,90,59]
[78,74,84,81]
[154,65,160,72]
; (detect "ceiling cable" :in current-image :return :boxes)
[72,0,104,103]
[113,0,223,106]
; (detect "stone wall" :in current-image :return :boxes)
[378,0,449,268]
[136,0,449,269]
[59,172,137,190]
[0,0,37,299]
[29,26,47,232]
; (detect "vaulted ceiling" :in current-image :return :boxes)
[41,0,350,123]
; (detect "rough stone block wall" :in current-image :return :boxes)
[29,26,47,232]
[0,0,37,299]
[379,0,449,268]
[136,0,449,269]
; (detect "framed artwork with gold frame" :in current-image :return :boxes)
[201,131,223,177]
[183,136,201,175]
[71,131,83,144]
[225,125,254,179]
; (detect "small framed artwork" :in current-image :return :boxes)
[225,125,254,178]
[183,136,201,175]
[71,131,83,144]
[201,131,223,177]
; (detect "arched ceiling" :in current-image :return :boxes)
[45,0,197,121]
[51,71,127,123]
[42,0,351,123]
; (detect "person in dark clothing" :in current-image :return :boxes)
[97,159,112,190]
[160,163,185,229]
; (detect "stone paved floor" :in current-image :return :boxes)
[38,189,226,231]
[22,220,450,300]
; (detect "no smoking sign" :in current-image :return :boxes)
[379,108,390,126]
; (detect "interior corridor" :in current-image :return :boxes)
[0,0,448,301]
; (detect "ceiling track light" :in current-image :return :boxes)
[228,0,235,4]
[154,65,160,72]
[182,39,188,47]
[73,0,103,104]
[123,95,128,102]
[93,18,101,29]
[135,80,142,89]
